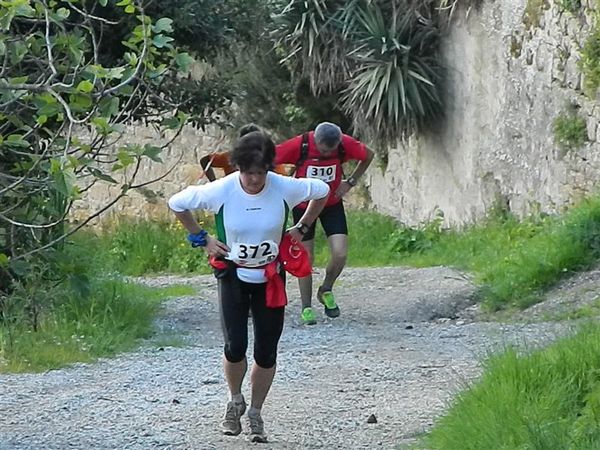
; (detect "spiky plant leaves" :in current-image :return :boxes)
[273,0,352,94]
[340,1,443,142]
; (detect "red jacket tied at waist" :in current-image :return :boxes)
[210,233,312,308]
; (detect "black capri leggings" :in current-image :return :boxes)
[217,268,285,369]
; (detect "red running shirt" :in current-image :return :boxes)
[275,131,368,208]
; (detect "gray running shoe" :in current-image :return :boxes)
[221,398,246,436]
[247,413,268,443]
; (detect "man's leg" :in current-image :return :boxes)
[317,202,348,317]
[298,238,315,310]
[293,206,318,324]
[321,233,348,291]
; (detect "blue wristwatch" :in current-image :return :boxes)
[187,230,208,247]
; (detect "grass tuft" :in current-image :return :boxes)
[425,324,600,450]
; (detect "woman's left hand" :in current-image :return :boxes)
[286,227,304,243]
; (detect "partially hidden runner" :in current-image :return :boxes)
[168,130,329,443]
[199,123,289,182]
[274,122,375,325]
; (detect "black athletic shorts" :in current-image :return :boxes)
[292,201,348,241]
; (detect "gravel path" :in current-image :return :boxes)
[0,267,577,450]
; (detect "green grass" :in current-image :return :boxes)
[423,324,600,450]
[79,218,215,276]
[542,296,600,322]
[85,195,600,311]
[395,196,600,310]
[312,209,402,267]
[0,281,195,373]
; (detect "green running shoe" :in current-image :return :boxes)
[317,288,340,318]
[300,307,317,325]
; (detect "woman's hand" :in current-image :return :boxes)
[286,227,304,243]
[204,235,230,258]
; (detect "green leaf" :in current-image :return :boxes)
[52,167,77,197]
[153,17,173,34]
[69,93,92,112]
[9,260,29,277]
[142,144,163,162]
[56,7,70,19]
[9,41,28,65]
[98,96,120,118]
[36,114,48,125]
[106,67,125,80]
[5,134,29,148]
[125,4,135,14]
[91,117,111,135]
[99,0,108,6]
[152,34,174,49]
[89,167,118,184]
[76,80,94,93]
[175,52,194,72]
[116,150,135,167]
[0,10,16,31]
[0,253,8,267]
[161,116,180,130]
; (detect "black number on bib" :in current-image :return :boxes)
[260,242,272,256]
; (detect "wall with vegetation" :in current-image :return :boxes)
[71,124,225,224]
[74,0,600,227]
[366,0,600,225]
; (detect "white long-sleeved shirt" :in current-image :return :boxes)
[169,171,329,283]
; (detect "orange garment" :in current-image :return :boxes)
[205,152,290,177]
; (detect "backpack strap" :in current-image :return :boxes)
[337,142,345,161]
[290,132,310,177]
[337,141,346,177]
[291,132,345,176]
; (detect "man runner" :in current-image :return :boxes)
[275,122,374,324]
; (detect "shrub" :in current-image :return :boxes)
[553,114,587,150]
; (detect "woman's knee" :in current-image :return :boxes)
[224,342,247,363]
[253,349,277,369]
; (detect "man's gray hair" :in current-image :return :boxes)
[314,122,342,147]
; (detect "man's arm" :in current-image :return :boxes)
[199,154,217,182]
[335,145,375,198]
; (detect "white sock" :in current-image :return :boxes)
[248,406,261,418]
[230,393,244,404]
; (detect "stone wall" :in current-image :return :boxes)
[367,0,600,225]
[71,124,231,225]
[76,0,600,227]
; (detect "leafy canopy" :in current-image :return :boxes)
[0,0,198,283]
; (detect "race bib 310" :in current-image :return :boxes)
[306,164,336,182]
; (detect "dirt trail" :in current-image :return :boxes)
[0,267,575,450]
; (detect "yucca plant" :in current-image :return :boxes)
[272,0,445,144]
[339,1,444,141]
[272,0,352,94]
